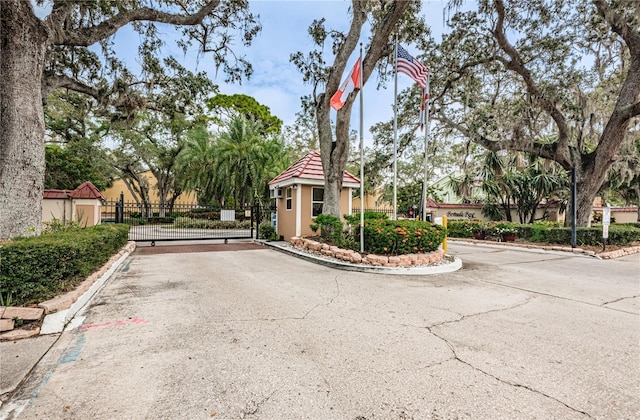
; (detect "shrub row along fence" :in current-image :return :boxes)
[447,220,640,246]
[102,194,274,245]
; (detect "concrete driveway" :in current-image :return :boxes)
[2,242,638,419]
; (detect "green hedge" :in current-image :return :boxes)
[518,223,640,246]
[363,219,447,255]
[0,224,130,306]
[446,220,477,238]
[173,217,250,229]
[447,220,640,246]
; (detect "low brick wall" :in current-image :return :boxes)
[290,237,445,268]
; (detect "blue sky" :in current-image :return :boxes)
[36,1,455,143]
[206,0,453,141]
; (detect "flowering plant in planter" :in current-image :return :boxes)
[489,222,518,239]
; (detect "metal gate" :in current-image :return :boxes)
[101,194,273,245]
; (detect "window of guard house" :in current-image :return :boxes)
[286,187,292,210]
[312,187,324,217]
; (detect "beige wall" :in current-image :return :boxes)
[103,170,197,205]
[42,199,101,228]
[276,186,298,241]
[428,204,639,225]
[427,205,562,223]
[593,207,639,224]
[352,190,392,210]
[42,199,73,224]
[300,186,314,237]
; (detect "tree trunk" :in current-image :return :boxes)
[0,2,48,238]
[317,97,352,217]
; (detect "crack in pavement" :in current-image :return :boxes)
[477,278,640,316]
[601,294,640,307]
[428,297,534,330]
[230,274,342,323]
[239,390,277,419]
[300,274,341,320]
[423,298,594,419]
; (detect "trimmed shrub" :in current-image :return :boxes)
[363,219,447,255]
[183,211,221,221]
[518,223,640,246]
[258,221,277,240]
[0,224,130,306]
[173,217,250,229]
[310,214,345,245]
[446,220,478,238]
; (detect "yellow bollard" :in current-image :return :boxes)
[442,215,448,253]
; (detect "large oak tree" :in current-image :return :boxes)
[434,0,639,226]
[291,0,429,217]
[0,0,259,238]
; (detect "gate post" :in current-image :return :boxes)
[252,204,259,239]
[115,192,124,224]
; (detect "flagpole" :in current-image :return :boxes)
[392,35,398,220]
[421,73,430,221]
[359,43,365,253]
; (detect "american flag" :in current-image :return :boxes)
[397,45,428,90]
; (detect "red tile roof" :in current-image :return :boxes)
[69,181,106,200]
[43,189,72,199]
[425,198,483,209]
[269,151,359,186]
[43,181,105,201]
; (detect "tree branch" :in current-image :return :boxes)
[435,108,565,165]
[433,56,498,104]
[58,1,221,47]
[592,0,640,55]
[492,0,571,162]
[325,1,366,101]
[361,1,411,84]
[42,74,102,101]
[621,101,640,120]
[46,1,74,35]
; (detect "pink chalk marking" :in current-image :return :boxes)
[80,318,150,330]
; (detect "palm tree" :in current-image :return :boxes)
[176,125,219,206]
[178,116,292,208]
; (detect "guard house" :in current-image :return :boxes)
[268,151,360,241]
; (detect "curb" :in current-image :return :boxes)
[256,240,463,275]
[448,238,640,259]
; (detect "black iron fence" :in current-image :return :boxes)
[102,194,274,245]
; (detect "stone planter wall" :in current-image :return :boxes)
[290,237,445,268]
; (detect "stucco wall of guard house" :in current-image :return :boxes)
[268,151,359,242]
[274,185,298,242]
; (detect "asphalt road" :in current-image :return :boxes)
[2,242,639,419]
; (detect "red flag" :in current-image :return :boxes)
[330,58,362,111]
